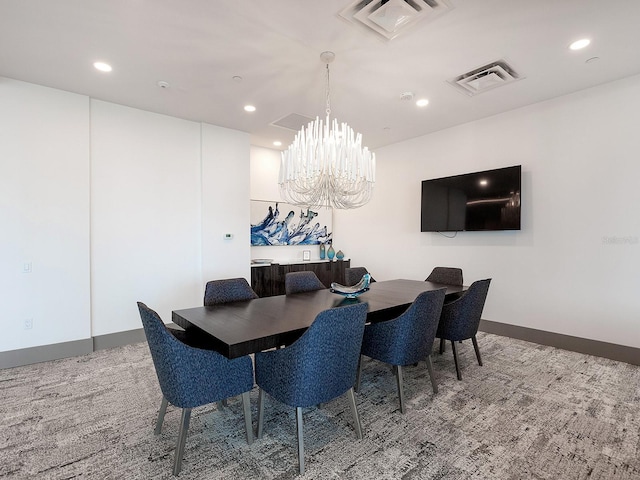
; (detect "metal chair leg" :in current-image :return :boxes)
[439,338,445,354]
[451,341,462,380]
[396,365,406,414]
[425,355,438,394]
[472,335,483,366]
[346,387,363,439]
[155,396,168,435]
[241,391,253,445]
[355,354,363,393]
[257,388,266,439]
[296,407,305,475]
[173,408,192,476]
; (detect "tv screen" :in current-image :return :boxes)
[421,165,521,232]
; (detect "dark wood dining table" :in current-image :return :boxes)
[172,279,466,359]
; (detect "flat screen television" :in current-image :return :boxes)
[421,165,521,232]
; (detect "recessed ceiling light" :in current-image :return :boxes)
[479,179,488,186]
[416,98,429,107]
[569,38,590,51]
[244,105,256,112]
[93,61,112,72]
[273,141,282,147]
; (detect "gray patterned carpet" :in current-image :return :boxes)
[1,332,639,479]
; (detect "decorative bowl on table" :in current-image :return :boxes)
[330,273,371,298]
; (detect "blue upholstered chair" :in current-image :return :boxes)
[137,302,255,476]
[425,267,463,285]
[204,277,258,306]
[255,302,368,474]
[426,267,464,333]
[345,267,376,286]
[355,289,446,413]
[436,279,491,380]
[284,271,326,295]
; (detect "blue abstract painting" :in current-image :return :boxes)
[250,200,333,246]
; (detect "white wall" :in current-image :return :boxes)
[1,77,251,354]
[201,125,251,282]
[90,101,202,336]
[0,78,91,351]
[334,74,640,349]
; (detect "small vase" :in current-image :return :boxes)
[336,250,344,260]
[319,243,326,260]
[327,245,335,260]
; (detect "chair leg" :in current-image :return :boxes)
[439,338,445,354]
[355,354,363,393]
[155,396,168,435]
[451,341,462,381]
[296,407,305,475]
[425,355,438,394]
[472,335,483,366]
[173,408,192,476]
[396,365,406,414]
[346,387,363,440]
[241,391,253,445]
[257,388,266,439]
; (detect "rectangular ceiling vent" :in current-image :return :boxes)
[448,59,524,96]
[339,0,453,41]
[271,113,315,132]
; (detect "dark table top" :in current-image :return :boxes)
[172,279,465,359]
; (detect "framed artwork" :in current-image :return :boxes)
[250,200,333,246]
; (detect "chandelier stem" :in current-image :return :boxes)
[325,63,331,117]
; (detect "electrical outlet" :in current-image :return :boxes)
[24,318,33,330]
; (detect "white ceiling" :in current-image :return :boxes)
[2,0,640,151]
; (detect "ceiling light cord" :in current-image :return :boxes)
[325,62,331,119]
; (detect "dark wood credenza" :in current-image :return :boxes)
[251,259,350,297]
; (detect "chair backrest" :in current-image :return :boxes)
[365,289,446,365]
[137,302,195,407]
[257,302,368,407]
[285,271,326,294]
[204,277,258,306]
[437,279,491,341]
[345,267,376,286]
[426,267,463,286]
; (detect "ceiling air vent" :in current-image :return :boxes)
[271,113,315,132]
[339,0,453,41]
[448,59,524,96]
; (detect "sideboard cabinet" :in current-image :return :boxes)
[251,259,350,297]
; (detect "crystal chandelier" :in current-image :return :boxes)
[278,51,376,209]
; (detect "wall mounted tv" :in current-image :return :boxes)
[421,165,521,232]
